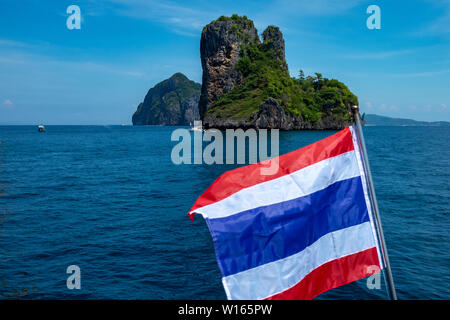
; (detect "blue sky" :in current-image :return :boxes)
[0,0,449,124]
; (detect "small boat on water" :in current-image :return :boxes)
[38,125,46,132]
[189,121,203,132]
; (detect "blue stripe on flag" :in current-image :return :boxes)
[207,176,369,276]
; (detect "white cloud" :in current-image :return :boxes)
[363,102,450,115]
[0,47,144,79]
[415,0,450,36]
[427,11,450,35]
[364,101,373,109]
[388,69,450,77]
[97,0,367,36]
[390,105,399,111]
[0,39,30,47]
[343,49,415,59]
[0,38,53,50]
[266,0,366,15]
[3,99,13,107]
[366,103,402,112]
[101,0,212,35]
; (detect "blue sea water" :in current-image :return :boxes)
[0,125,448,299]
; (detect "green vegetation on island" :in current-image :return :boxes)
[205,24,357,123]
[134,14,360,130]
[132,73,201,126]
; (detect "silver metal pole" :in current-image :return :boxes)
[351,105,397,300]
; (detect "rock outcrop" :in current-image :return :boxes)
[199,15,259,119]
[261,26,287,70]
[132,73,200,126]
[199,15,358,130]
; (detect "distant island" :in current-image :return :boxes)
[364,114,450,127]
[132,73,201,126]
[133,14,360,129]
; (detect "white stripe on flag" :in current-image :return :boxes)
[197,151,360,220]
[222,222,376,300]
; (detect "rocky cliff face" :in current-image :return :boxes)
[199,15,259,119]
[261,26,287,70]
[132,73,200,126]
[199,15,358,130]
[204,98,352,130]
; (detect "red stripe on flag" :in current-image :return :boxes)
[264,247,380,300]
[188,127,354,219]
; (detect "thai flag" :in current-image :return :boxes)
[188,127,382,300]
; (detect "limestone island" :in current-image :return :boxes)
[133,14,359,130]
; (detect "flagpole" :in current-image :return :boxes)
[351,105,397,300]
